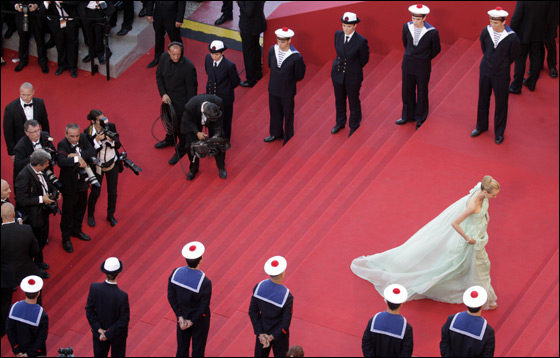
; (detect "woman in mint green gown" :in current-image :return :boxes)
[351,176,500,310]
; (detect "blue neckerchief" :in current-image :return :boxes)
[8,301,43,327]
[253,279,290,308]
[449,311,487,340]
[171,266,205,293]
[370,311,407,339]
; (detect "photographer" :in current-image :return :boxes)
[77,1,115,64]
[84,109,121,228]
[181,94,228,181]
[57,123,96,253]
[15,149,61,279]
[12,2,49,73]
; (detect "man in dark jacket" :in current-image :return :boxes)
[168,242,212,357]
[238,1,266,87]
[331,12,370,137]
[145,1,186,68]
[396,4,441,130]
[86,257,130,357]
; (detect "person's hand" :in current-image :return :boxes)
[146,16,153,24]
[77,156,87,168]
[175,21,182,28]
[29,3,38,11]
[265,334,275,343]
[98,328,107,341]
[10,155,15,163]
[162,94,171,104]
[467,237,475,245]
[95,132,106,142]
[42,195,55,204]
[16,4,23,12]
[258,334,270,348]
[197,132,208,141]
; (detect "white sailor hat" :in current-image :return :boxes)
[20,275,43,293]
[275,27,295,39]
[409,4,430,15]
[488,6,509,18]
[383,284,408,304]
[100,257,123,274]
[209,40,227,53]
[463,286,488,308]
[264,256,287,276]
[182,241,205,260]
[341,12,360,24]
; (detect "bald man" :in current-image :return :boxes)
[1,179,12,207]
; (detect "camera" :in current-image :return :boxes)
[45,189,62,216]
[98,117,118,140]
[44,167,63,190]
[118,152,142,176]
[190,136,231,159]
[57,347,75,357]
[97,1,108,10]
[21,4,29,32]
[74,157,101,188]
[41,137,63,190]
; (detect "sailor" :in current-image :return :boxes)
[330,12,370,137]
[205,40,241,141]
[6,276,48,357]
[362,284,414,357]
[249,256,293,357]
[168,241,212,357]
[440,286,496,357]
[264,28,306,145]
[471,6,520,144]
[396,4,441,130]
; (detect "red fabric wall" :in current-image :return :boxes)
[263,1,517,68]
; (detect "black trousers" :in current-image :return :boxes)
[269,93,295,144]
[221,98,234,141]
[511,42,542,90]
[542,38,558,69]
[240,32,262,84]
[401,70,431,125]
[88,164,119,218]
[1,288,12,337]
[332,78,363,129]
[60,190,88,239]
[176,315,210,357]
[221,1,233,17]
[253,333,289,358]
[82,8,109,59]
[477,73,509,138]
[47,19,79,70]
[92,332,127,357]
[153,16,182,59]
[31,215,49,265]
[15,11,48,66]
[110,0,134,29]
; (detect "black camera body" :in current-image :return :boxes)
[118,152,142,176]
[45,189,62,216]
[98,117,118,140]
[57,347,75,357]
[21,3,29,32]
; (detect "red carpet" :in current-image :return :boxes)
[1,32,558,358]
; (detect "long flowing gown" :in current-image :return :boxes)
[350,183,497,309]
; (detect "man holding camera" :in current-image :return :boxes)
[181,94,227,181]
[84,110,121,228]
[15,149,60,279]
[57,123,96,253]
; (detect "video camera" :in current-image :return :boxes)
[190,136,231,159]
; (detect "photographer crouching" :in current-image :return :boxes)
[181,94,229,181]
[84,110,121,228]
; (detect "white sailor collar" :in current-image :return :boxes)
[449,311,488,340]
[171,266,206,293]
[274,44,299,65]
[408,21,435,44]
[8,300,43,327]
[253,279,290,308]
[486,25,514,48]
[370,311,407,339]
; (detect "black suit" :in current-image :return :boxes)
[6,301,48,357]
[57,135,96,241]
[3,97,49,156]
[13,131,56,186]
[401,22,441,125]
[267,45,306,144]
[331,30,370,130]
[1,222,40,337]
[205,54,241,140]
[10,1,48,68]
[181,94,226,172]
[238,1,266,84]
[85,282,130,357]
[145,1,186,59]
[77,1,115,60]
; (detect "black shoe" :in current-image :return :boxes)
[416,123,422,130]
[264,136,282,143]
[495,135,504,144]
[147,58,159,68]
[62,240,74,253]
[71,231,91,241]
[70,69,78,78]
[4,27,15,39]
[45,39,56,49]
[168,153,182,165]
[240,81,256,88]
[138,7,148,17]
[38,269,50,279]
[186,171,197,181]
[508,85,521,94]
[331,124,344,134]
[219,169,227,179]
[107,216,117,227]
[349,127,359,137]
[55,67,66,76]
[155,139,173,149]
[82,55,92,63]
[14,63,26,72]
[39,262,50,270]
[117,27,131,36]
[87,216,96,227]
[214,14,233,25]
[98,56,106,65]
[41,64,49,74]
[395,118,409,125]
[550,68,558,78]
[470,129,485,137]
[523,78,535,92]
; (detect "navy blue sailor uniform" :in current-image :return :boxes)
[205,54,241,141]
[331,30,369,130]
[440,311,495,357]
[7,300,49,357]
[248,279,293,357]
[401,21,441,126]
[476,25,521,138]
[361,311,413,357]
[168,266,212,357]
[267,44,306,144]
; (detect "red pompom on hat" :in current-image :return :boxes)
[496,6,502,10]
[417,4,423,8]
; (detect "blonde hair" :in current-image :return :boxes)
[481,175,500,193]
